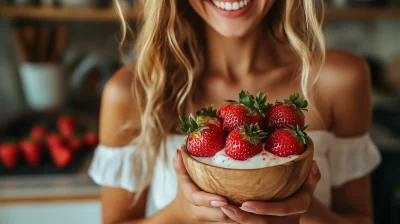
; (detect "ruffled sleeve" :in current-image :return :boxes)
[88,144,138,192]
[328,134,381,187]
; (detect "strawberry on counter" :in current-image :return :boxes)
[0,142,20,168]
[84,131,98,148]
[50,145,73,168]
[46,133,64,149]
[69,136,83,152]
[20,139,42,167]
[30,125,47,141]
[57,116,76,138]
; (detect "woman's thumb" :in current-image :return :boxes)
[173,149,189,178]
[303,160,321,193]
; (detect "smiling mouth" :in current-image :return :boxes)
[211,0,252,11]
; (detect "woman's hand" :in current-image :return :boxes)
[219,161,321,224]
[171,150,235,224]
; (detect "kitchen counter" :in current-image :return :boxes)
[0,174,100,204]
[0,153,100,204]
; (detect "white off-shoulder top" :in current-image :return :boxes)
[88,131,381,217]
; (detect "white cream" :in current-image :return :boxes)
[193,148,299,169]
[212,0,251,11]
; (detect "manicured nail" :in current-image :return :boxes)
[312,161,319,176]
[221,207,236,219]
[210,201,228,207]
[240,206,257,213]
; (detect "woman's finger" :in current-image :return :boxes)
[193,206,236,223]
[240,161,321,216]
[191,191,228,208]
[302,160,322,193]
[173,150,228,208]
[173,150,191,181]
[221,205,267,224]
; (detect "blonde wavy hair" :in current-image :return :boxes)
[115,0,326,201]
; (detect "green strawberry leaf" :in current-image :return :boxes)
[239,123,267,145]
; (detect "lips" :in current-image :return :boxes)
[208,0,254,18]
[212,0,252,11]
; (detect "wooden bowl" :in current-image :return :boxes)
[181,139,314,205]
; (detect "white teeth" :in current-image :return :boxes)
[232,2,239,10]
[212,0,250,11]
[225,2,232,10]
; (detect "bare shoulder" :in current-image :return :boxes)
[318,49,370,88]
[317,50,372,136]
[102,65,135,104]
[100,65,139,146]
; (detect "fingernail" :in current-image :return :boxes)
[210,200,228,207]
[221,207,236,219]
[312,162,319,176]
[240,206,257,213]
[174,150,179,161]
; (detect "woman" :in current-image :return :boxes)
[89,0,381,223]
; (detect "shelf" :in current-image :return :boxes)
[0,5,140,22]
[0,5,400,22]
[325,7,400,20]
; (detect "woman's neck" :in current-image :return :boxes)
[205,24,284,79]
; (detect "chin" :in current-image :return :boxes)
[210,19,256,38]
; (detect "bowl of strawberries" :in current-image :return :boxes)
[178,91,314,205]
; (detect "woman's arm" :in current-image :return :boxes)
[301,50,374,223]
[302,176,372,224]
[98,67,231,224]
[99,67,180,224]
[102,187,182,224]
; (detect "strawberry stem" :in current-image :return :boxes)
[286,124,309,145]
[226,90,271,115]
[196,105,217,119]
[276,93,308,118]
[177,114,200,134]
[239,123,267,145]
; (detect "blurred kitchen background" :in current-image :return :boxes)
[0,0,399,223]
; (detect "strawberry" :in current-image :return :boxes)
[50,145,73,168]
[69,137,83,152]
[30,125,47,141]
[57,116,76,138]
[0,143,19,168]
[265,125,309,157]
[46,133,64,149]
[217,103,233,122]
[225,124,267,160]
[20,139,42,167]
[84,131,98,148]
[265,93,308,132]
[196,105,223,129]
[222,91,271,133]
[177,114,225,157]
